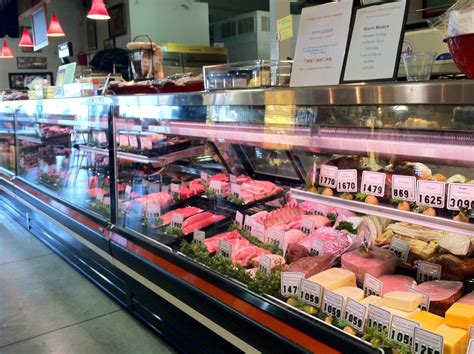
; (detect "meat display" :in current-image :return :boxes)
[181,212,226,235]
[204,230,241,253]
[298,227,352,258]
[285,255,334,278]
[251,206,302,228]
[160,206,203,226]
[285,244,309,263]
[415,280,464,316]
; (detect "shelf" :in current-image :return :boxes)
[79,145,109,156]
[17,135,42,144]
[117,145,205,168]
[290,188,474,237]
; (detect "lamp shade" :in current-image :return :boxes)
[18,27,34,47]
[0,41,14,58]
[87,0,110,20]
[47,12,65,37]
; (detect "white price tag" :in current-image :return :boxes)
[310,238,325,256]
[389,238,411,263]
[231,183,241,197]
[367,305,391,333]
[281,272,305,297]
[218,240,232,259]
[259,254,272,275]
[125,185,132,200]
[193,230,205,245]
[229,174,237,184]
[390,315,420,348]
[266,228,285,250]
[447,183,474,211]
[235,211,244,228]
[96,192,104,202]
[322,290,344,319]
[200,171,208,183]
[146,204,161,219]
[171,183,180,196]
[344,298,367,332]
[209,180,222,195]
[467,339,474,354]
[298,279,322,307]
[417,261,441,283]
[319,165,338,188]
[361,171,386,197]
[363,273,383,297]
[171,214,184,228]
[392,175,417,202]
[337,169,358,193]
[300,219,315,235]
[416,180,446,208]
[128,135,138,148]
[252,222,266,242]
[148,183,160,193]
[406,287,431,312]
[98,131,107,143]
[243,217,254,233]
[413,328,444,354]
[119,135,129,147]
[140,136,152,149]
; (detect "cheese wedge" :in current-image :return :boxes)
[359,295,384,308]
[409,311,444,331]
[381,305,420,319]
[432,324,467,354]
[308,268,356,291]
[333,286,364,304]
[445,303,474,329]
[383,291,423,312]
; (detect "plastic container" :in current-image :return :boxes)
[401,52,437,81]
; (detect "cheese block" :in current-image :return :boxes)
[445,303,474,329]
[383,291,423,312]
[380,305,420,318]
[409,311,444,331]
[359,295,384,308]
[333,286,364,304]
[308,268,356,291]
[432,324,467,354]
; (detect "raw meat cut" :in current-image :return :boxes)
[88,187,108,198]
[182,212,226,235]
[457,292,474,306]
[285,244,309,264]
[251,206,302,228]
[180,179,205,199]
[286,255,334,278]
[415,280,464,316]
[341,247,397,285]
[298,227,352,258]
[160,206,203,226]
[377,275,416,296]
[232,245,270,267]
[283,229,306,249]
[204,230,241,253]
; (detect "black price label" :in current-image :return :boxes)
[447,183,474,211]
[361,171,386,197]
[392,175,416,202]
[337,169,358,193]
[319,165,338,188]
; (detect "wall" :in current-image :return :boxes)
[129,0,209,46]
[93,0,131,52]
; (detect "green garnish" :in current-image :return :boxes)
[356,193,367,201]
[327,213,338,225]
[227,194,245,205]
[204,187,218,200]
[336,221,357,234]
[165,225,184,237]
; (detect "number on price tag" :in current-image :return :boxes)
[146,204,161,218]
[361,171,386,197]
[129,135,138,148]
[322,290,344,319]
[364,274,383,297]
[298,279,322,307]
[300,219,315,235]
[392,175,416,202]
[413,328,444,354]
[266,228,284,250]
[368,305,391,334]
[209,180,222,195]
[235,211,244,228]
[310,239,325,256]
[390,315,419,347]
[259,254,272,275]
[406,287,430,312]
[200,171,208,183]
[218,240,233,259]
[389,238,411,263]
[447,183,474,211]
[171,214,184,229]
[344,298,367,332]
[319,165,338,188]
[231,183,241,197]
[193,230,205,244]
[124,185,132,200]
[417,261,441,283]
[337,169,358,193]
[416,180,446,208]
[281,272,304,297]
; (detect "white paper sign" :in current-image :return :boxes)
[193,230,205,244]
[259,254,272,275]
[417,180,446,208]
[310,238,325,256]
[390,315,420,348]
[319,165,338,188]
[413,328,444,354]
[235,211,244,228]
[322,290,344,319]
[363,273,383,297]
[281,272,305,297]
[209,180,222,195]
[299,279,323,307]
[252,222,266,242]
[128,135,138,148]
[447,183,474,211]
[243,217,253,233]
[231,183,241,198]
[361,171,386,197]
[417,261,441,283]
[218,240,232,259]
[266,228,285,250]
[343,2,408,81]
[171,214,184,228]
[392,175,416,202]
[337,169,358,193]
[300,219,315,235]
[389,238,411,263]
[344,298,367,332]
[368,305,391,333]
[290,2,353,87]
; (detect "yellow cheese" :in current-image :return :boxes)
[308,268,356,291]
[333,286,364,304]
[445,303,474,329]
[383,291,423,312]
[432,324,467,354]
[359,295,384,308]
[381,305,420,319]
[409,311,444,331]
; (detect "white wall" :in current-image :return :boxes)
[94,0,131,52]
[129,0,210,45]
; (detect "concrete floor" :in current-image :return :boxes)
[0,211,176,354]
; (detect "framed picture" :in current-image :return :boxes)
[108,3,126,38]
[422,0,455,18]
[103,38,115,50]
[17,57,47,70]
[8,72,53,90]
[86,19,97,51]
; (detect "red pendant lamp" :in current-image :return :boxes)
[18,27,34,47]
[87,0,110,20]
[0,41,14,58]
[47,12,65,37]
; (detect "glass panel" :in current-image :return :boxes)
[0,104,16,172]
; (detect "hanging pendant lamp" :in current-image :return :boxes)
[0,41,14,58]
[47,12,65,37]
[18,27,34,47]
[87,0,110,20]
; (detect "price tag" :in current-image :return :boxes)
[392,175,417,202]
[298,279,322,307]
[171,213,184,228]
[417,261,441,283]
[413,328,444,354]
[96,192,104,202]
[209,180,222,195]
[322,290,344,319]
[281,272,304,297]
[361,171,386,197]
[468,339,474,354]
[337,169,358,193]
[252,222,266,242]
[390,315,420,347]
[319,165,338,188]
[389,238,411,263]
[344,298,367,332]
[416,180,446,208]
[218,240,232,259]
[146,204,161,218]
[140,136,152,149]
[200,171,208,183]
[309,204,329,216]
[128,135,138,148]
[310,238,325,256]
[266,228,285,250]
[243,217,254,233]
[235,211,244,228]
[103,197,110,206]
[447,183,474,211]
[300,218,315,235]
[124,185,132,200]
[119,135,129,147]
[406,287,430,312]
[259,254,272,275]
[367,305,391,333]
[231,183,241,197]
[193,230,205,245]
[171,183,180,197]
[229,174,237,184]
[98,131,107,143]
[363,273,383,297]
[148,183,160,193]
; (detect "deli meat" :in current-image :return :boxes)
[232,245,270,267]
[285,244,309,264]
[204,231,241,253]
[160,207,203,226]
[286,255,334,278]
[377,275,416,295]
[182,212,226,235]
[298,227,351,258]
[415,280,464,316]
[458,292,474,305]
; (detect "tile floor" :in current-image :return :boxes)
[0,211,176,354]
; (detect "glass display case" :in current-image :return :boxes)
[0,102,16,173]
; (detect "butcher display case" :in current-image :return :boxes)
[1,81,474,354]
